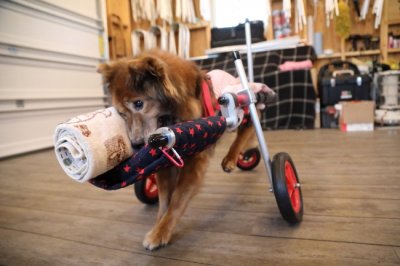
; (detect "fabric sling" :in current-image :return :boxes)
[90,115,227,190]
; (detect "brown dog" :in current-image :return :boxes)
[97,49,256,250]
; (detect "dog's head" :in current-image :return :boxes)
[98,50,203,150]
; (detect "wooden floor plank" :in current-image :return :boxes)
[0,128,399,265]
[0,188,399,247]
[0,228,201,266]
[0,206,399,266]
[1,178,399,220]
[2,168,400,201]
[2,166,400,200]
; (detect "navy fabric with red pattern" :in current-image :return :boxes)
[89,115,227,190]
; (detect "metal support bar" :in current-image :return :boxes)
[233,53,273,189]
[245,19,254,83]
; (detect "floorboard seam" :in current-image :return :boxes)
[0,226,214,265]
[250,233,400,248]
[1,202,399,222]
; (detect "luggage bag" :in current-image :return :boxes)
[320,69,372,106]
[211,20,265,48]
[317,61,372,128]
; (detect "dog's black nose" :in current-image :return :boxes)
[132,142,145,151]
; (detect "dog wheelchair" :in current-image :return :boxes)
[132,52,304,224]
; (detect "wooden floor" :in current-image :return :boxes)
[0,128,400,265]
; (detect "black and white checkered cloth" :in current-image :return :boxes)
[193,45,317,129]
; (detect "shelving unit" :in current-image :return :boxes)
[388,19,400,25]
[317,53,342,59]
[380,0,400,63]
[105,0,132,59]
[103,0,398,65]
[187,22,211,57]
[266,0,391,69]
[105,0,210,59]
[317,50,382,60]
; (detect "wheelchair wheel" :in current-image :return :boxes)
[271,152,303,224]
[237,148,261,171]
[134,174,159,205]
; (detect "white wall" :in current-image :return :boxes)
[0,0,109,158]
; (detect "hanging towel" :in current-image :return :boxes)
[149,26,169,51]
[132,29,154,55]
[178,24,190,58]
[278,59,313,72]
[156,0,173,22]
[54,107,133,183]
[168,29,177,55]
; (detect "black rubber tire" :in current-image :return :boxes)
[237,148,261,171]
[271,152,303,224]
[134,174,159,205]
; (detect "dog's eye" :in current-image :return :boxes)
[133,100,144,111]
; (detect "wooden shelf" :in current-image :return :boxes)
[317,50,381,60]
[388,48,400,53]
[344,50,381,56]
[317,53,341,59]
[387,19,400,25]
[186,23,209,30]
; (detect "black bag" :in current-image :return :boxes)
[211,20,266,48]
[318,61,372,106]
[320,71,372,105]
[317,60,360,97]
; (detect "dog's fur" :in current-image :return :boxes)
[98,49,256,250]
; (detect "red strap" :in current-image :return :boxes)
[160,147,184,168]
[201,80,215,117]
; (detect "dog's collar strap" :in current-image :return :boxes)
[201,79,218,117]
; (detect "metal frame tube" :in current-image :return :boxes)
[233,55,273,189]
[245,19,254,83]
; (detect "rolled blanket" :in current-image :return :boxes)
[54,107,133,183]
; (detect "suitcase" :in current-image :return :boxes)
[317,60,360,105]
[318,61,372,128]
[211,20,265,48]
[320,69,372,106]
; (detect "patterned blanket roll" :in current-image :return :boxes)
[54,107,133,183]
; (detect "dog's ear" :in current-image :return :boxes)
[128,57,166,85]
[128,57,185,106]
[97,63,115,85]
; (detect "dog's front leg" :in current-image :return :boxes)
[155,167,178,221]
[221,123,256,172]
[143,153,209,250]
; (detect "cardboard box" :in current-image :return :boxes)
[339,101,375,132]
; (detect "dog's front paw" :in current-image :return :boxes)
[221,156,237,173]
[143,229,171,251]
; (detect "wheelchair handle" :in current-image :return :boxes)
[256,91,277,105]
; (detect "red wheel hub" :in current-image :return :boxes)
[284,161,301,213]
[238,152,256,167]
[144,174,158,198]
